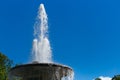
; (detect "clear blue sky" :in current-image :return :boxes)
[0,0,120,80]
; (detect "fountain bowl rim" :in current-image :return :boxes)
[10,63,73,72]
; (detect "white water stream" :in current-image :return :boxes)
[32,4,52,63]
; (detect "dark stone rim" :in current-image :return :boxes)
[10,63,73,72]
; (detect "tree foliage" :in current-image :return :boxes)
[112,75,120,80]
[95,78,101,80]
[0,52,13,80]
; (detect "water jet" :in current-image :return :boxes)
[8,3,74,80]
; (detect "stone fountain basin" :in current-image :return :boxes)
[9,63,73,80]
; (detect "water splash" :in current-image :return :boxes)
[32,4,52,63]
[61,72,74,80]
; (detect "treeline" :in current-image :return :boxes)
[95,75,120,80]
[0,52,13,80]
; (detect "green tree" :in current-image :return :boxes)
[0,52,13,80]
[112,75,120,80]
[95,78,101,80]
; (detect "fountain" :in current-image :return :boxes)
[8,4,74,80]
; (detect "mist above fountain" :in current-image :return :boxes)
[32,4,52,63]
